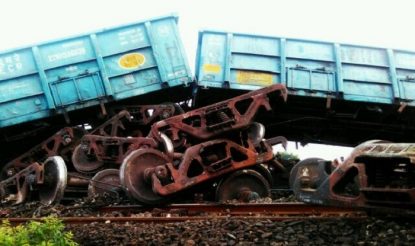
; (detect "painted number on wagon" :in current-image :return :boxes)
[0,54,23,75]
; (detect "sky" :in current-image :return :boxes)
[1,0,413,160]
[1,0,415,69]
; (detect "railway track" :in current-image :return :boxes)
[5,203,367,224]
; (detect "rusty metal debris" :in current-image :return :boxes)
[0,103,186,205]
[121,84,288,204]
[1,85,291,206]
[290,140,415,209]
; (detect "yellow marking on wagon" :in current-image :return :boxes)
[203,64,221,73]
[119,53,145,69]
[236,71,273,86]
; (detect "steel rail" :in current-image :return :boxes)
[97,203,364,216]
[7,215,367,225]
[4,203,367,225]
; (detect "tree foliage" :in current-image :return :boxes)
[0,216,77,246]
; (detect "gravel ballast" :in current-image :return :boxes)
[66,217,415,246]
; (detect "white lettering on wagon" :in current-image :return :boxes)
[0,53,23,75]
[117,28,144,46]
[48,47,86,62]
[66,66,78,72]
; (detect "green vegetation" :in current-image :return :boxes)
[0,216,77,246]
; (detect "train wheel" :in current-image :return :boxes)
[289,158,327,191]
[120,149,168,205]
[88,169,121,198]
[72,145,103,173]
[38,156,67,205]
[215,169,271,202]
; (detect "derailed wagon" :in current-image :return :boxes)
[1,13,415,210]
[0,14,192,163]
[290,141,415,210]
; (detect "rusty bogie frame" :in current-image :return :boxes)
[74,136,157,171]
[151,138,274,196]
[143,85,287,198]
[0,103,185,205]
[0,162,44,204]
[291,141,415,209]
[90,110,133,137]
[121,85,287,202]
[71,104,184,173]
[0,156,68,206]
[1,86,290,205]
[149,84,287,148]
[112,104,179,126]
[92,104,180,137]
[0,127,84,179]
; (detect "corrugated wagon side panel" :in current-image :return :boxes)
[0,49,50,127]
[97,17,191,100]
[197,32,281,90]
[285,39,336,97]
[38,36,107,111]
[150,18,191,85]
[230,34,281,90]
[340,45,394,104]
[0,14,192,128]
[394,50,415,102]
[196,30,414,106]
[98,22,160,99]
[196,32,227,87]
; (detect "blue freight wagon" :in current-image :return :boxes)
[195,30,415,145]
[0,14,192,129]
[196,30,415,106]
